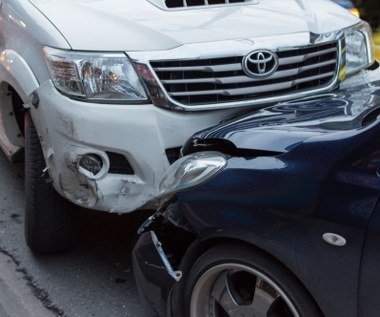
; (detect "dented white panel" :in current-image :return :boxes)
[30,81,240,213]
[28,0,359,51]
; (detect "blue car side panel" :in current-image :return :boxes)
[178,195,366,316]
[358,200,380,317]
[177,126,380,316]
[133,85,380,317]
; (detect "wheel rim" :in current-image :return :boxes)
[189,263,300,317]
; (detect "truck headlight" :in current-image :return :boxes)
[158,151,228,198]
[345,22,374,75]
[43,47,147,102]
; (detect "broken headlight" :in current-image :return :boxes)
[158,151,228,198]
[43,47,147,102]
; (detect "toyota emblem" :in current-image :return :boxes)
[243,50,279,78]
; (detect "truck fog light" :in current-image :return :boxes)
[79,154,103,175]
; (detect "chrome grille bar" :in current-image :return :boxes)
[278,47,337,66]
[161,60,336,85]
[154,63,243,73]
[169,72,334,97]
[150,41,339,106]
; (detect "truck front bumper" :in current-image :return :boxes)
[30,81,239,213]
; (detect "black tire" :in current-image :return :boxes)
[172,244,322,317]
[24,113,77,253]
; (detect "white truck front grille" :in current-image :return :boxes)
[150,41,339,107]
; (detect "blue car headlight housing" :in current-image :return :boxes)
[158,151,228,198]
[345,22,374,75]
[43,47,148,102]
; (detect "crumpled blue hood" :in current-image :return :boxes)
[193,81,380,152]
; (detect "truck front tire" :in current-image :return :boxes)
[24,113,77,253]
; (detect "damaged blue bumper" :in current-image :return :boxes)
[132,215,183,316]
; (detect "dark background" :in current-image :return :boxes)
[353,0,380,29]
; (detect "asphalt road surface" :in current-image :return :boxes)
[0,150,153,317]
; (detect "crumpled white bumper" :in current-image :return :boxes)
[30,81,241,213]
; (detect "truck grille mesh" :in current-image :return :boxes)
[150,42,339,106]
[166,0,249,8]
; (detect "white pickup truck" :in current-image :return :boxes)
[0,0,376,252]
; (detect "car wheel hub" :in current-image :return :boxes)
[190,263,299,317]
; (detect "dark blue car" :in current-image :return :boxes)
[133,79,380,317]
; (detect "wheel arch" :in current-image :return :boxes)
[175,233,324,316]
[0,83,26,142]
[0,49,39,147]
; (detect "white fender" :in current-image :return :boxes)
[0,49,39,102]
[0,49,40,150]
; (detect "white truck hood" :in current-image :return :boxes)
[29,0,359,51]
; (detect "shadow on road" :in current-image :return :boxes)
[0,151,154,316]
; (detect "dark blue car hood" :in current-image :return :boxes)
[193,82,380,153]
